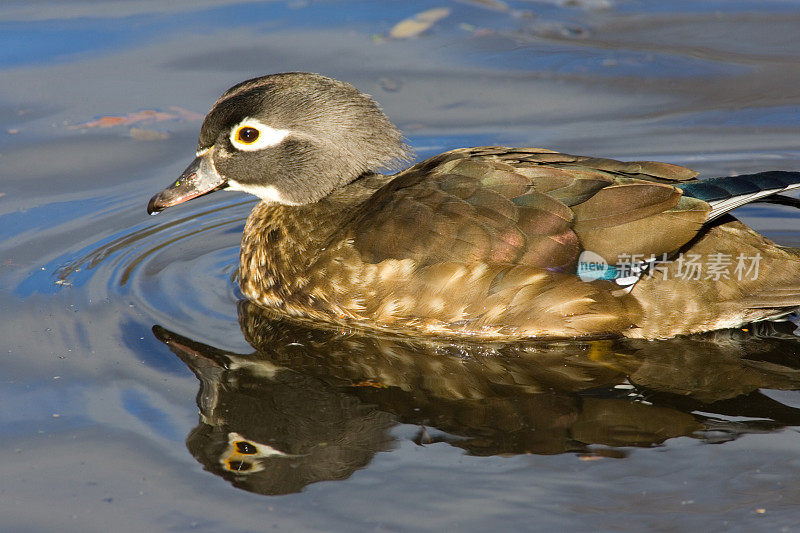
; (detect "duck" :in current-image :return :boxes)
[148,72,800,340]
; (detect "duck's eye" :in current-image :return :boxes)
[235,441,258,455]
[235,126,260,144]
[226,460,253,472]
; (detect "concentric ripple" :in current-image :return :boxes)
[14,189,257,332]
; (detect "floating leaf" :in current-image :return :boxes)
[129,128,170,141]
[389,7,451,39]
[70,108,202,130]
[168,106,205,121]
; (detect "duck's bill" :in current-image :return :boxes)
[147,155,227,215]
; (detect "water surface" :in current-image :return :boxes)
[2,1,800,531]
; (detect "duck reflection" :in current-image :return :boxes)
[153,301,800,495]
[156,325,394,495]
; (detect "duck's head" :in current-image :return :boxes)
[148,72,408,214]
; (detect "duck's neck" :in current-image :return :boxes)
[237,190,357,309]
[239,173,382,309]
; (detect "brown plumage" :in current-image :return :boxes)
[148,72,800,340]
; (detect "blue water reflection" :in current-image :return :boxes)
[2,0,800,530]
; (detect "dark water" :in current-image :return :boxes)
[2,1,800,530]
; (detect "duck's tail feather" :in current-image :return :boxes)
[754,194,800,210]
[676,171,800,221]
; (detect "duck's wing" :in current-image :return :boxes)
[331,148,800,338]
[352,147,710,271]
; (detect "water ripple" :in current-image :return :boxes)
[45,195,256,325]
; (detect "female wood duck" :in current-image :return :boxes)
[148,72,800,339]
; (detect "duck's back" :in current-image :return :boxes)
[238,147,800,339]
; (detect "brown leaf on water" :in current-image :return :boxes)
[78,116,126,128]
[129,128,170,141]
[70,107,202,130]
[389,7,451,39]
[168,106,205,121]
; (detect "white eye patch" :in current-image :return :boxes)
[229,117,291,151]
